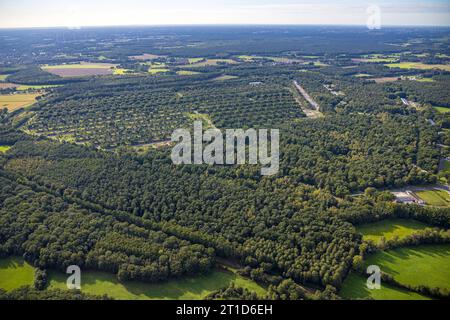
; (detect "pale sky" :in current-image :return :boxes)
[0,0,449,28]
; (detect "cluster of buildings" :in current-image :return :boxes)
[392,191,426,205]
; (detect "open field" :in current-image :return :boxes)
[0,82,18,89]
[353,73,372,78]
[356,219,430,244]
[148,68,170,74]
[352,57,398,63]
[0,74,10,81]
[188,57,205,63]
[0,256,266,300]
[180,59,238,68]
[0,93,40,111]
[434,106,450,114]
[416,190,450,207]
[112,68,133,75]
[48,267,266,300]
[16,84,61,91]
[129,53,163,60]
[0,257,34,291]
[340,273,430,300]
[364,244,450,290]
[385,62,450,72]
[176,70,201,75]
[212,75,238,81]
[0,146,11,153]
[42,62,117,77]
[372,77,400,84]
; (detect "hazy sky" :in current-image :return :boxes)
[0,0,449,28]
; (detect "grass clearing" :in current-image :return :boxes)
[176,70,201,75]
[48,267,266,300]
[356,219,430,244]
[385,62,450,72]
[0,257,35,291]
[353,73,372,78]
[433,106,450,114]
[212,75,238,81]
[0,74,10,81]
[186,112,215,129]
[0,93,41,111]
[0,146,11,153]
[364,244,450,290]
[188,58,205,64]
[415,190,450,207]
[148,68,170,74]
[340,273,430,300]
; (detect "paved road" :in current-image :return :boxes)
[293,81,320,111]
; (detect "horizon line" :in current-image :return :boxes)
[1,23,450,30]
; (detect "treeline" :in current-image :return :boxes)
[0,175,215,283]
[337,197,450,229]
[0,287,111,300]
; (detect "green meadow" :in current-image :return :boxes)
[415,190,450,207]
[433,106,450,114]
[340,273,430,300]
[48,268,267,300]
[0,145,11,153]
[0,256,266,300]
[364,244,450,290]
[356,219,430,244]
[0,257,35,291]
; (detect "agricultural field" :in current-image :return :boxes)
[16,84,61,91]
[0,82,18,89]
[179,59,238,68]
[385,62,450,72]
[148,68,170,74]
[41,62,117,77]
[129,53,164,60]
[356,219,430,244]
[0,257,34,291]
[212,75,239,81]
[339,273,430,300]
[176,70,201,75]
[415,190,450,207]
[0,93,41,111]
[364,244,450,291]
